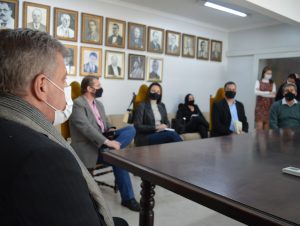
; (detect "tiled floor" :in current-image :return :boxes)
[96,172,246,226]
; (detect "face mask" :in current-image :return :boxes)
[44,78,73,126]
[188,100,194,105]
[284,92,295,101]
[225,91,236,99]
[94,87,103,98]
[264,74,272,80]
[149,92,160,101]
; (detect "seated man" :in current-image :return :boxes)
[270,83,300,129]
[211,81,248,137]
[69,75,140,212]
[0,29,127,226]
[275,73,300,101]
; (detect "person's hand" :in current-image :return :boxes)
[104,140,121,150]
[271,92,276,98]
[156,124,167,132]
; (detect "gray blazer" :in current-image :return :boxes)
[69,95,112,168]
[133,101,170,146]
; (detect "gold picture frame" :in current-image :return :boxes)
[128,54,145,80]
[165,30,181,56]
[147,26,164,54]
[54,7,78,42]
[81,12,103,45]
[105,50,125,79]
[23,2,50,33]
[105,18,126,49]
[127,22,146,51]
[64,44,77,76]
[147,56,163,82]
[80,46,102,77]
[210,39,222,62]
[0,0,18,30]
[182,34,195,58]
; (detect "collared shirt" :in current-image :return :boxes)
[86,97,105,132]
[282,98,298,106]
[228,100,239,132]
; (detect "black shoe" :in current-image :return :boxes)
[121,199,140,212]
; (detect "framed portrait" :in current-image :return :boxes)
[197,37,210,60]
[128,54,145,80]
[23,2,50,33]
[0,0,18,30]
[80,46,102,77]
[147,57,163,82]
[165,30,181,56]
[147,26,164,54]
[64,44,77,76]
[127,22,146,51]
[210,40,222,62]
[105,18,126,48]
[105,50,125,79]
[182,34,195,58]
[81,13,103,45]
[54,7,78,42]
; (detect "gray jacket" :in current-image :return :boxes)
[69,95,112,168]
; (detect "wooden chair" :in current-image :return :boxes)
[209,88,225,131]
[61,81,117,193]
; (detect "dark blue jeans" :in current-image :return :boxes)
[148,130,183,145]
[98,126,136,202]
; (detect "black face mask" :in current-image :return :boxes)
[225,91,236,99]
[95,88,103,98]
[284,92,295,101]
[188,100,194,105]
[149,92,160,101]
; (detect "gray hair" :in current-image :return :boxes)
[283,83,297,93]
[0,29,67,95]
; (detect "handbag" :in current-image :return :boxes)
[123,92,136,124]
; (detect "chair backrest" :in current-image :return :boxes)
[61,81,81,140]
[209,87,225,131]
[133,84,148,110]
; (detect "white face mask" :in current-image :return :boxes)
[264,74,272,80]
[44,78,73,126]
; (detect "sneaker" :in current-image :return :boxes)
[121,198,140,212]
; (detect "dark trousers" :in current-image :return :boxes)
[185,117,208,138]
[148,130,183,145]
[113,217,129,226]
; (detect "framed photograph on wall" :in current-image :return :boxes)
[81,13,103,45]
[165,30,181,56]
[182,34,195,58]
[23,2,50,33]
[64,44,77,76]
[197,37,210,60]
[147,26,164,54]
[128,54,145,80]
[105,18,126,48]
[54,7,78,42]
[147,57,163,82]
[80,46,102,77]
[0,0,18,30]
[210,39,222,62]
[127,22,146,51]
[105,50,125,79]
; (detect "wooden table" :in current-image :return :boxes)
[103,129,300,226]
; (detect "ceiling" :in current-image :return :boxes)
[108,0,291,32]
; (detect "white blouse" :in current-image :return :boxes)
[254,80,276,98]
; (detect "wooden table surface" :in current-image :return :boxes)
[103,129,300,226]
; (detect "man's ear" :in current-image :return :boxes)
[32,74,48,101]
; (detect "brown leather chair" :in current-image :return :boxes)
[209,88,225,131]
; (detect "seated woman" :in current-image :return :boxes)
[176,94,209,138]
[134,82,183,146]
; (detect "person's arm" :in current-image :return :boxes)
[212,102,232,136]
[160,103,170,127]
[195,105,209,128]
[133,103,156,133]
[254,80,274,97]
[269,103,279,129]
[238,102,249,133]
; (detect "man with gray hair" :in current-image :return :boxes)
[270,83,300,129]
[0,2,14,29]
[27,8,46,32]
[0,29,127,226]
[57,13,74,38]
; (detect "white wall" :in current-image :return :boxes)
[18,0,228,114]
[227,23,300,130]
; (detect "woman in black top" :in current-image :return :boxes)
[176,94,209,138]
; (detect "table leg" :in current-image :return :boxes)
[139,179,155,226]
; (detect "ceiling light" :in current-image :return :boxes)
[204,1,247,17]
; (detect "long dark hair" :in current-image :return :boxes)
[184,93,193,105]
[146,82,162,103]
[261,66,274,83]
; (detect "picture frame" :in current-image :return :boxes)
[81,12,103,45]
[165,30,181,56]
[105,18,126,49]
[210,39,222,62]
[182,34,195,58]
[64,44,77,76]
[23,1,50,33]
[80,46,102,77]
[127,22,146,51]
[0,0,18,30]
[147,26,164,54]
[54,7,78,42]
[147,57,163,82]
[105,50,125,79]
[197,37,210,60]
[128,54,145,80]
